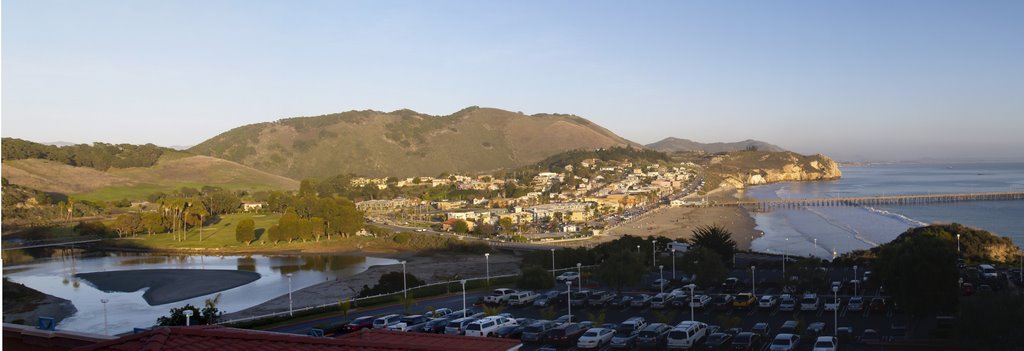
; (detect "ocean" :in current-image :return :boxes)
[746,162,1024,258]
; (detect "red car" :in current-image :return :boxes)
[342,316,376,333]
[961,283,975,296]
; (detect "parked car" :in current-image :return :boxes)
[778,320,800,335]
[806,322,826,337]
[557,271,581,282]
[571,290,592,307]
[869,298,887,312]
[961,282,976,296]
[666,321,708,350]
[651,293,678,309]
[721,277,740,292]
[610,317,647,349]
[800,294,820,311]
[712,294,736,310]
[533,290,563,307]
[690,294,712,309]
[759,295,778,309]
[576,327,615,349]
[769,333,800,351]
[750,322,770,337]
[521,320,557,343]
[508,291,540,307]
[778,295,797,312]
[700,332,734,351]
[847,296,865,312]
[444,316,479,335]
[733,293,757,309]
[610,294,634,307]
[425,308,453,318]
[636,323,672,349]
[464,315,516,337]
[729,332,764,351]
[630,294,654,308]
[495,323,527,339]
[388,315,430,332]
[372,314,402,329]
[554,314,575,325]
[588,291,615,306]
[824,296,842,311]
[483,288,518,305]
[650,278,670,291]
[548,323,588,346]
[423,316,454,333]
[342,316,376,333]
[861,329,881,343]
[812,336,838,351]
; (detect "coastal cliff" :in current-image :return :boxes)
[706,151,842,189]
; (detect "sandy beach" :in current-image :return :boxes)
[603,206,759,251]
[76,269,261,305]
[223,252,521,320]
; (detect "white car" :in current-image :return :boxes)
[848,296,865,312]
[689,294,712,309]
[824,297,842,311]
[576,327,614,349]
[800,294,820,311]
[812,336,838,351]
[770,333,801,351]
[483,288,518,305]
[759,295,778,309]
[556,271,581,282]
[464,316,517,337]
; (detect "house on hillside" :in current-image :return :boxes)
[241,202,266,212]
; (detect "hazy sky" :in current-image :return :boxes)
[3,1,1022,161]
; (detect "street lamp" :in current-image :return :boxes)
[957,234,961,253]
[566,280,573,323]
[686,284,696,321]
[577,263,582,292]
[671,248,677,280]
[636,245,640,254]
[783,238,788,284]
[460,279,467,318]
[652,240,657,269]
[832,285,839,337]
[751,265,757,296]
[853,265,859,296]
[400,261,408,299]
[551,249,556,276]
[100,298,109,335]
[287,273,294,316]
[183,309,193,326]
[485,253,491,286]
[659,265,664,293]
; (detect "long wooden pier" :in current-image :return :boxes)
[709,191,1024,210]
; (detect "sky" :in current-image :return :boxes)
[3,0,1023,161]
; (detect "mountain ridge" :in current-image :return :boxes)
[647,137,785,153]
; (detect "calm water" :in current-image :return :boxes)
[3,253,398,335]
[746,163,1024,258]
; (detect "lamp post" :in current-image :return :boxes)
[751,265,757,296]
[485,253,491,286]
[287,273,294,316]
[637,245,640,254]
[782,238,788,285]
[400,260,408,299]
[460,279,467,318]
[577,263,582,292]
[566,280,573,323]
[957,234,961,253]
[686,284,696,321]
[183,309,193,326]
[671,248,677,280]
[652,240,657,269]
[551,249,556,276]
[659,265,664,293]
[832,286,839,337]
[853,265,859,296]
[100,298,109,336]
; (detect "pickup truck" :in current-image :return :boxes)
[508,291,540,307]
[483,288,519,305]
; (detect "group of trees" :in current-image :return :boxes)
[254,182,364,244]
[1,138,167,171]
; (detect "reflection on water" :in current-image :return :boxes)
[3,251,398,335]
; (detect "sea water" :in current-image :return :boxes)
[747,163,1024,258]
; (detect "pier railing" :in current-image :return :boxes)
[217,264,599,326]
[705,191,1024,210]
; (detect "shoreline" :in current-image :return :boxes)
[604,188,759,250]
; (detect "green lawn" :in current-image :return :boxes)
[134,213,282,249]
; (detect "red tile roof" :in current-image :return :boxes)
[72,326,521,351]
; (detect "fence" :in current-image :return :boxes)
[218,264,599,325]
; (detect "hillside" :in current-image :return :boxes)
[647,137,785,153]
[1,155,298,201]
[703,151,842,190]
[188,107,640,179]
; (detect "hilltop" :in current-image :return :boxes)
[701,150,842,191]
[647,137,785,153]
[188,107,639,179]
[1,155,298,202]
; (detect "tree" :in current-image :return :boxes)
[358,271,425,297]
[112,213,142,237]
[958,292,1024,349]
[689,225,737,266]
[188,201,210,241]
[156,297,222,326]
[279,211,301,242]
[235,218,256,244]
[267,224,284,244]
[298,218,314,242]
[516,265,555,290]
[873,234,958,317]
[475,223,496,236]
[499,217,514,234]
[204,190,240,214]
[597,250,645,293]
[299,179,318,197]
[679,247,727,288]
[452,220,470,234]
[141,212,165,235]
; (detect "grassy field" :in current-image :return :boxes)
[131,213,283,249]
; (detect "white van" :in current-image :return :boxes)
[464,315,516,337]
[372,314,401,329]
[508,291,539,306]
[979,264,998,279]
[666,320,708,350]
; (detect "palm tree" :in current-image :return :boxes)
[689,225,738,265]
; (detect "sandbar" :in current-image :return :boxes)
[76,269,260,306]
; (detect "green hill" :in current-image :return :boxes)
[1,155,298,202]
[647,137,785,153]
[188,106,640,179]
